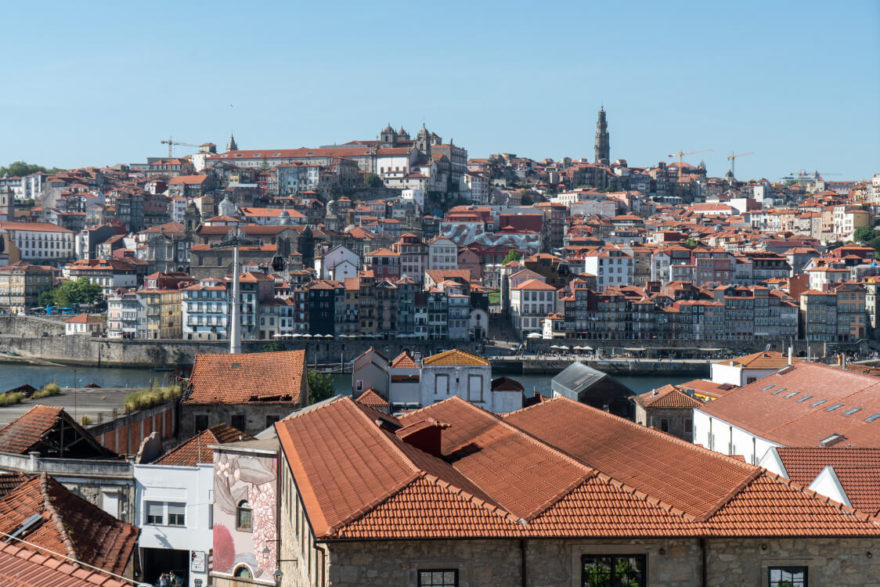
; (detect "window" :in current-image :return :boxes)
[236,500,253,531]
[231,414,246,431]
[418,569,458,587]
[769,566,807,587]
[167,502,186,527]
[468,375,483,402]
[684,419,692,433]
[146,502,164,525]
[435,374,449,395]
[194,415,209,432]
[660,419,669,432]
[582,554,646,587]
[233,565,253,579]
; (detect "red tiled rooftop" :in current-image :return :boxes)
[0,406,64,454]
[0,541,130,587]
[277,396,880,540]
[355,388,389,410]
[633,385,703,409]
[155,424,252,466]
[185,350,307,405]
[0,475,138,576]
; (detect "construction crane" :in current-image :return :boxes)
[667,149,713,180]
[726,152,753,178]
[160,137,201,160]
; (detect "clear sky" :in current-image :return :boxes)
[2,0,878,181]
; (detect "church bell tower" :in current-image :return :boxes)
[594,107,610,164]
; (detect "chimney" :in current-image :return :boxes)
[395,418,449,458]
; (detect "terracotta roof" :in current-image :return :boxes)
[422,349,489,367]
[0,406,63,454]
[699,362,880,447]
[64,313,103,324]
[633,385,703,409]
[775,447,880,488]
[0,541,130,587]
[276,396,880,540]
[0,475,139,576]
[390,351,419,369]
[155,424,252,466]
[0,472,28,498]
[185,350,307,405]
[833,467,880,517]
[715,351,799,369]
[355,388,389,410]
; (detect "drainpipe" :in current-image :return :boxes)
[520,538,527,587]
[700,537,708,587]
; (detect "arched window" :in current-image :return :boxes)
[233,565,252,579]
[236,500,252,532]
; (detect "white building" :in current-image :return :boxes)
[420,349,521,413]
[135,425,246,587]
[694,362,880,465]
[427,236,458,270]
[0,221,75,263]
[510,278,557,337]
[316,245,360,282]
[401,188,425,209]
[182,278,229,340]
[710,351,795,386]
[583,248,634,289]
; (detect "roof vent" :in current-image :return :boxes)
[4,513,43,542]
[820,433,846,447]
[395,418,450,458]
[231,363,241,370]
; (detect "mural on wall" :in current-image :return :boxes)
[213,450,277,580]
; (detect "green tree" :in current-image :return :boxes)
[307,370,335,404]
[38,277,102,307]
[0,161,63,177]
[261,341,285,352]
[854,225,877,244]
[869,235,880,256]
[502,250,522,264]
[364,173,383,188]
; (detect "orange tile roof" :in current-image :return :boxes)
[185,350,307,405]
[0,406,65,454]
[633,385,703,409]
[0,475,139,576]
[699,362,880,447]
[390,351,419,369]
[355,388,389,410]
[155,424,253,466]
[276,396,880,540]
[422,349,489,367]
[715,351,799,370]
[0,541,130,587]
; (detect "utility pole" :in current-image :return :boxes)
[230,239,241,354]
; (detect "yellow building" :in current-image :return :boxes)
[0,262,57,315]
[138,288,182,339]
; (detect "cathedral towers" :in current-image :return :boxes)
[594,107,610,164]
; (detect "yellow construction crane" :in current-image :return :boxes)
[668,149,713,180]
[160,137,201,160]
[726,152,753,178]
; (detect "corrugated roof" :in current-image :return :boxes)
[551,362,606,394]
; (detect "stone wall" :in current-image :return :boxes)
[89,402,176,456]
[319,536,880,586]
[180,402,298,439]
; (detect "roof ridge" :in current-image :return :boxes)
[695,468,763,522]
[422,473,522,524]
[39,474,79,562]
[592,472,697,522]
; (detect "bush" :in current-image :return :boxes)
[0,392,25,407]
[32,382,61,399]
[123,384,182,413]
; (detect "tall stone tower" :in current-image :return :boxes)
[594,107,610,164]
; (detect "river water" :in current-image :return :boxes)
[0,363,691,397]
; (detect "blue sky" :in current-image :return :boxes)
[2,1,878,180]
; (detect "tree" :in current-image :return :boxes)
[307,370,335,404]
[364,173,383,188]
[502,250,522,264]
[38,277,102,307]
[0,161,63,177]
[854,225,877,244]
[869,235,880,256]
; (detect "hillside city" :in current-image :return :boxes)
[0,113,879,587]
[1,112,879,351]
